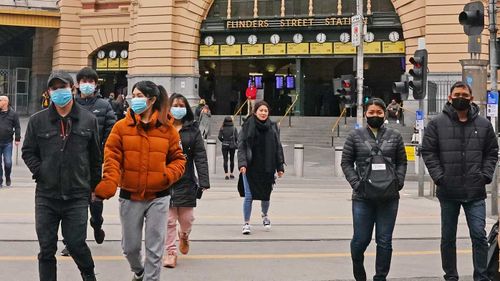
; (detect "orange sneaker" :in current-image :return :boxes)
[163,253,177,268]
[178,232,190,255]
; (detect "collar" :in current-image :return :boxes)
[125,109,168,132]
[48,101,80,122]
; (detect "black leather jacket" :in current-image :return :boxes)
[341,126,407,200]
[22,103,102,200]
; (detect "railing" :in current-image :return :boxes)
[278,95,299,127]
[232,99,249,125]
[331,107,348,147]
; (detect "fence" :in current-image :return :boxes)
[427,73,461,115]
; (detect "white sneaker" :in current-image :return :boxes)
[262,215,271,231]
[242,223,251,235]
[384,120,389,124]
[396,120,400,124]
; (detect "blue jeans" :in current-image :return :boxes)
[351,199,399,281]
[0,141,12,184]
[35,196,95,281]
[440,199,489,281]
[242,174,270,223]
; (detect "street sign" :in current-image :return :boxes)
[416,110,424,129]
[487,90,498,117]
[351,15,362,47]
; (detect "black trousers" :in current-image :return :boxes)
[35,196,95,281]
[222,146,236,173]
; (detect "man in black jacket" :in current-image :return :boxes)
[70,67,115,249]
[422,81,498,281]
[0,95,20,187]
[22,70,101,281]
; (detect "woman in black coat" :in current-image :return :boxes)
[163,93,210,268]
[218,116,238,180]
[238,101,285,235]
[341,98,407,281]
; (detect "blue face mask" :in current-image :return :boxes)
[171,107,187,120]
[50,88,73,107]
[131,97,148,114]
[79,83,96,96]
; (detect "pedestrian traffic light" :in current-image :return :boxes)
[392,75,409,100]
[409,49,428,100]
[339,74,356,104]
[459,1,484,36]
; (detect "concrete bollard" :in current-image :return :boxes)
[206,139,217,174]
[294,144,304,177]
[334,146,343,177]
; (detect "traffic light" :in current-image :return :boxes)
[339,74,356,104]
[392,74,409,100]
[409,49,428,100]
[459,1,484,36]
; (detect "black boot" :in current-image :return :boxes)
[81,273,97,281]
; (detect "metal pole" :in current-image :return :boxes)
[488,0,498,216]
[356,0,364,128]
[206,139,217,174]
[294,144,304,177]
[418,99,425,197]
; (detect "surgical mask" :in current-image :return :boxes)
[131,97,148,114]
[451,98,471,111]
[79,83,96,96]
[171,107,187,120]
[50,88,73,107]
[366,116,385,129]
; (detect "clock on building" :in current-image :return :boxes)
[226,35,236,46]
[270,34,280,44]
[389,31,400,42]
[204,36,214,46]
[120,50,128,59]
[340,32,350,43]
[316,33,326,44]
[97,50,105,59]
[109,50,117,59]
[248,34,258,45]
[293,33,303,44]
[365,32,375,43]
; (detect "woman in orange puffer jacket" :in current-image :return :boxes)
[95,80,185,281]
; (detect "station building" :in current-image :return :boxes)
[0,0,489,115]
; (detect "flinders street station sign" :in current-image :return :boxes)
[226,16,370,29]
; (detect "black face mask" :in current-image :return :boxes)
[451,98,471,111]
[366,116,384,128]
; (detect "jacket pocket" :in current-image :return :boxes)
[70,129,92,152]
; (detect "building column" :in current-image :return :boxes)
[30,28,57,114]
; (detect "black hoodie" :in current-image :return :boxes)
[0,107,20,143]
[218,117,238,149]
[421,102,498,201]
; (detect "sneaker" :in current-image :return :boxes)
[61,246,70,257]
[163,253,177,268]
[5,177,11,187]
[230,174,235,179]
[94,228,105,244]
[178,231,189,255]
[242,223,251,235]
[132,270,144,281]
[396,120,400,124]
[225,176,229,180]
[262,215,271,231]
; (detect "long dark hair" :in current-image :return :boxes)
[131,80,169,124]
[169,93,194,122]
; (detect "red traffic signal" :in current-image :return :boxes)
[409,49,428,100]
[342,80,352,89]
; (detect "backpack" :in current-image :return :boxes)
[222,127,237,149]
[356,129,399,201]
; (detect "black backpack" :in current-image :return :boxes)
[356,129,399,201]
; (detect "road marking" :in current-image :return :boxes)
[0,249,472,261]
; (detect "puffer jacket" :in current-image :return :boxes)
[421,102,498,201]
[75,95,116,148]
[218,118,238,149]
[95,110,186,201]
[170,121,210,208]
[341,126,407,200]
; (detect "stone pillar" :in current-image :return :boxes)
[30,28,57,114]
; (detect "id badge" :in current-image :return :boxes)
[372,163,386,170]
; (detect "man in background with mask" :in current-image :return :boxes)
[22,70,101,281]
[63,67,115,255]
[421,81,498,281]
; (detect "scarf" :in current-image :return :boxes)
[247,116,277,174]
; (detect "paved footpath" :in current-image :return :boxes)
[0,117,492,280]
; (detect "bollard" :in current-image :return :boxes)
[334,146,343,177]
[294,144,304,177]
[206,139,217,174]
